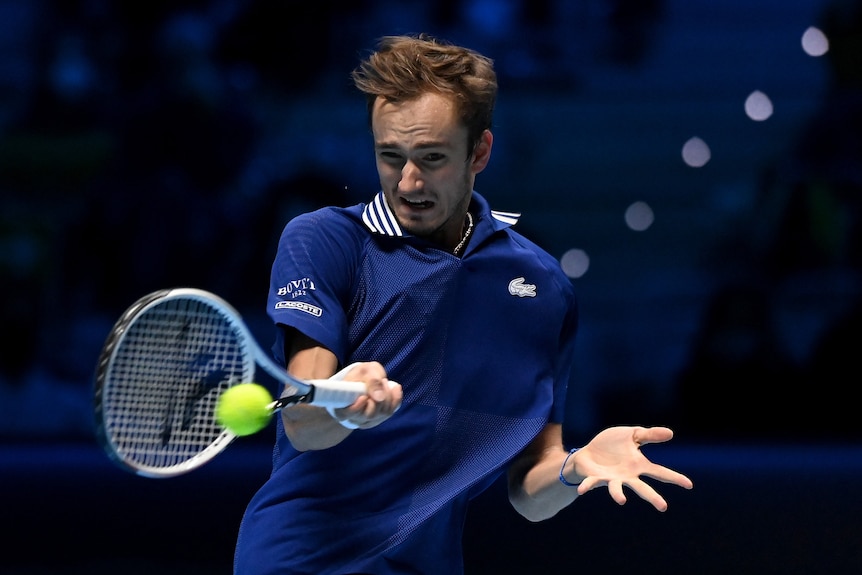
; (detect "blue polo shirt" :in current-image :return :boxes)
[234,191,578,575]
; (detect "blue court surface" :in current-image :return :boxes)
[2,441,860,574]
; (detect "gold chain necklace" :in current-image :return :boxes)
[452,212,474,256]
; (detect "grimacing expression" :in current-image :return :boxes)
[372,92,492,250]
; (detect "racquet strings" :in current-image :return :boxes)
[101,296,251,472]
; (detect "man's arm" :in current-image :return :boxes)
[508,424,694,522]
[280,329,402,451]
[507,423,580,522]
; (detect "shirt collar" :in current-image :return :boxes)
[361,192,404,237]
[361,191,521,238]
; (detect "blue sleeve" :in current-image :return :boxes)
[551,288,578,423]
[267,207,364,366]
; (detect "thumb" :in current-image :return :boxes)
[367,379,387,402]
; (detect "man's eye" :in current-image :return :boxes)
[423,153,445,163]
[379,151,403,163]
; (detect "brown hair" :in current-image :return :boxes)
[351,33,498,157]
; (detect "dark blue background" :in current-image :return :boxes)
[1,0,860,573]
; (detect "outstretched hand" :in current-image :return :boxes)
[576,426,693,511]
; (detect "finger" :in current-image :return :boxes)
[361,395,381,419]
[576,474,603,494]
[386,380,403,412]
[366,379,387,402]
[364,379,399,413]
[643,464,694,489]
[366,390,397,418]
[608,480,627,506]
[344,395,368,417]
[345,362,389,401]
[627,477,669,512]
[633,426,674,446]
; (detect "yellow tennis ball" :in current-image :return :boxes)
[216,383,274,436]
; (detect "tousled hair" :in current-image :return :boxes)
[351,33,497,157]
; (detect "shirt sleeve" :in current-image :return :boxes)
[266,208,364,366]
[551,288,579,423]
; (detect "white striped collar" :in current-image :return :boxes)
[362,192,404,236]
[361,192,521,237]
[490,210,521,226]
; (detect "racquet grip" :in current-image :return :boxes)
[307,379,367,407]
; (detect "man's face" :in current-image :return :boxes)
[371,92,491,250]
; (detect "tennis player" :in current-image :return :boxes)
[233,33,693,575]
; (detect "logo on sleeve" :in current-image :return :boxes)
[275,278,321,316]
[508,277,537,298]
[274,301,323,317]
[277,278,316,298]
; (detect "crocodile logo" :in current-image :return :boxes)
[508,277,536,298]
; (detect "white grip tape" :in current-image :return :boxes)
[303,361,362,408]
[314,362,364,428]
[314,363,401,429]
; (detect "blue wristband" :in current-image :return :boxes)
[559,447,581,487]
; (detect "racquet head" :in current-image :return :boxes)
[94,288,257,478]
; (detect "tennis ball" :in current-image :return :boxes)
[216,383,274,436]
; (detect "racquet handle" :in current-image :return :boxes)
[306,379,368,407]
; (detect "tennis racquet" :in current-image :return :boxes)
[94,287,366,478]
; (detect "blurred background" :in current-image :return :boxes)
[1,0,861,573]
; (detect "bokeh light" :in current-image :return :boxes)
[560,248,590,279]
[681,136,711,168]
[624,201,654,231]
[801,26,829,57]
[745,90,773,121]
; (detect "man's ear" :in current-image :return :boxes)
[471,130,493,174]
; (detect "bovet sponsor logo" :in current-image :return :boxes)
[277,278,316,298]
